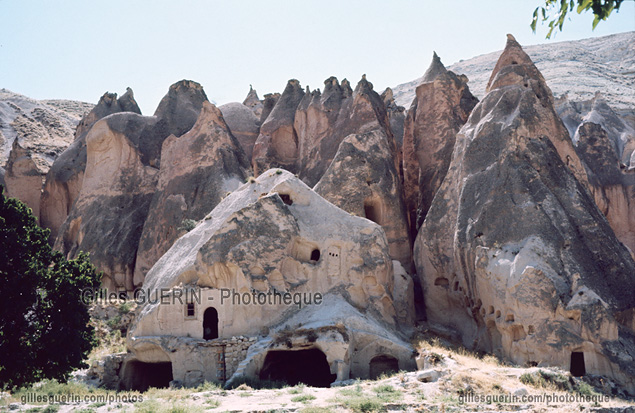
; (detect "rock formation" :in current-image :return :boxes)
[381,87,406,148]
[40,89,141,241]
[242,86,264,119]
[127,169,415,388]
[133,101,251,287]
[252,80,305,175]
[402,53,478,234]
[56,81,208,291]
[315,129,411,271]
[0,166,5,189]
[295,76,398,187]
[260,92,280,124]
[219,102,260,160]
[415,35,635,392]
[3,139,43,220]
[574,121,635,255]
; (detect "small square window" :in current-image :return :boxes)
[186,303,195,317]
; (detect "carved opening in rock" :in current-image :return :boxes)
[310,248,321,262]
[119,360,173,391]
[363,197,383,225]
[528,325,535,335]
[203,307,219,340]
[434,277,449,288]
[495,310,501,319]
[486,319,502,351]
[278,193,293,206]
[570,351,586,377]
[453,281,459,291]
[291,239,321,264]
[511,325,526,341]
[259,348,336,387]
[505,314,515,322]
[186,303,195,318]
[488,306,495,315]
[369,354,399,380]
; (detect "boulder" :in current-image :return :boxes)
[296,76,398,187]
[219,102,260,160]
[133,101,251,287]
[252,80,305,175]
[3,139,43,221]
[402,52,477,235]
[242,86,264,119]
[314,129,411,271]
[40,89,141,241]
[415,35,635,393]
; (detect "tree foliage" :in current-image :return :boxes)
[0,186,101,389]
[532,0,627,38]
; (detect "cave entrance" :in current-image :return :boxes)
[259,348,336,387]
[369,354,399,379]
[119,360,173,391]
[570,351,586,376]
[363,199,382,225]
[203,307,219,340]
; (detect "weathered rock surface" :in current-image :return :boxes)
[315,129,411,270]
[402,53,477,234]
[242,86,264,119]
[219,102,260,160]
[260,92,280,124]
[381,87,406,148]
[3,139,43,220]
[252,80,305,175]
[40,89,141,241]
[54,81,208,291]
[574,121,635,256]
[0,88,93,170]
[0,166,5,189]
[128,169,414,386]
[296,76,398,187]
[133,101,251,287]
[415,35,635,393]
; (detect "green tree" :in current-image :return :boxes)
[0,186,101,389]
[531,0,627,38]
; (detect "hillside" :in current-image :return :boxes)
[392,32,635,113]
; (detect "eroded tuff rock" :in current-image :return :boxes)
[415,35,635,393]
[0,166,5,188]
[219,102,260,160]
[56,81,208,291]
[242,86,264,119]
[296,76,398,187]
[127,170,415,386]
[252,80,305,174]
[381,87,406,148]
[40,89,141,241]
[133,101,251,287]
[402,53,477,234]
[4,139,43,220]
[0,88,93,170]
[314,129,411,270]
[260,92,280,124]
[575,121,635,256]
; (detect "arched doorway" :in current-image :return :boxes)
[260,348,336,387]
[369,354,399,379]
[203,307,218,340]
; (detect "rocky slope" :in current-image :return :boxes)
[393,31,635,114]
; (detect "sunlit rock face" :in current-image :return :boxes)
[40,89,141,241]
[133,101,251,287]
[55,80,207,291]
[402,52,477,235]
[414,35,635,393]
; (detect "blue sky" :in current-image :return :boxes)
[1,0,633,114]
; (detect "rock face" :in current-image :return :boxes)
[3,139,43,220]
[0,89,93,170]
[127,169,415,388]
[56,81,208,291]
[296,76,397,187]
[242,86,264,119]
[133,101,251,287]
[219,102,260,161]
[40,89,141,241]
[402,53,478,234]
[252,80,305,175]
[314,129,411,270]
[381,87,406,148]
[414,35,635,393]
[574,121,635,255]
